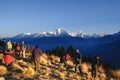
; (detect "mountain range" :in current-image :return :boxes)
[1,28,120,67]
[13,28,107,38]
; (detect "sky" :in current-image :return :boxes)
[0,0,120,37]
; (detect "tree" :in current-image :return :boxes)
[54,46,60,56]
[46,49,52,55]
[66,45,75,61]
[67,46,74,56]
[59,46,66,63]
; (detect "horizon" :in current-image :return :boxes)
[0,27,119,38]
[0,0,120,37]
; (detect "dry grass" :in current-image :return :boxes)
[0,54,4,64]
[40,56,48,65]
[0,53,120,80]
[97,65,105,73]
[42,53,48,59]
[11,63,24,71]
[81,63,91,73]
[111,69,120,79]
[0,66,8,75]
[23,67,35,77]
[47,60,52,66]
[97,65,106,80]
[17,59,28,65]
[75,75,81,80]
[0,54,4,59]
[0,77,5,80]
[58,71,66,79]
[67,60,74,66]
[58,63,66,70]
[49,55,60,63]
[99,73,106,80]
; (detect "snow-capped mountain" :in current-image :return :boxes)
[14,33,33,38]
[9,29,120,68]
[13,28,107,38]
[91,33,107,38]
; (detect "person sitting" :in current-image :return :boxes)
[4,49,14,66]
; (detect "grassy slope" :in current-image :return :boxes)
[0,53,120,80]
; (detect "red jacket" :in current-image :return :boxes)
[65,54,70,60]
[4,52,13,65]
[16,45,20,51]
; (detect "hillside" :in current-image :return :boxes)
[0,52,120,80]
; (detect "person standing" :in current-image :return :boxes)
[92,55,101,78]
[32,45,42,71]
[12,42,17,53]
[1,39,6,53]
[74,49,82,74]
[15,43,21,57]
[7,41,12,51]
[22,41,26,58]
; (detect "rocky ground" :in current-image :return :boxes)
[0,53,120,80]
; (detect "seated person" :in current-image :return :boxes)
[4,49,14,65]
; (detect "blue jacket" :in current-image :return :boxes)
[74,52,82,64]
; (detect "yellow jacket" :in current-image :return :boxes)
[7,42,12,50]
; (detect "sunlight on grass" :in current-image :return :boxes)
[0,66,7,75]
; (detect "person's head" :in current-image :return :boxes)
[9,40,11,43]
[95,55,100,60]
[76,49,80,53]
[7,41,10,44]
[22,41,24,44]
[14,42,16,44]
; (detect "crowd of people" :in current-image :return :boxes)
[0,38,101,78]
[62,49,101,78]
[0,39,26,57]
[0,39,43,72]
[0,39,28,66]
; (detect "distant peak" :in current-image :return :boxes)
[13,28,112,38]
[55,28,67,35]
[23,33,32,35]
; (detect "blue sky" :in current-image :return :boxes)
[0,0,120,37]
